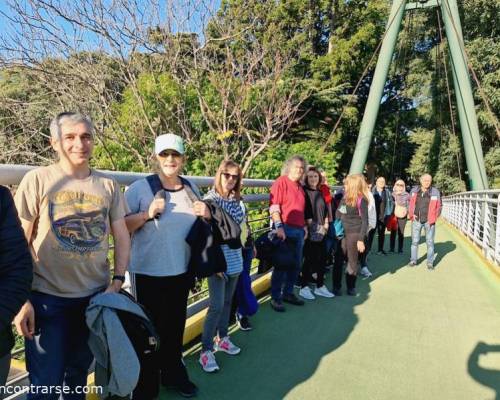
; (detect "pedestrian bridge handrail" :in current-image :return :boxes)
[441,190,500,266]
[0,164,273,203]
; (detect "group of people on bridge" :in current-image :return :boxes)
[0,112,441,399]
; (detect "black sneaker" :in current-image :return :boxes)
[377,250,387,255]
[237,315,253,331]
[270,299,286,312]
[164,380,198,398]
[347,288,357,296]
[332,288,342,296]
[283,293,305,306]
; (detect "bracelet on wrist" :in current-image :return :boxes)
[112,275,125,283]
[275,221,284,229]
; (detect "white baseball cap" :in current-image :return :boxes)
[154,134,185,155]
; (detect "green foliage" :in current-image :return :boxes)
[249,140,339,181]
[484,146,500,189]
[0,0,497,195]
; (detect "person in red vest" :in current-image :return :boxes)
[408,174,441,270]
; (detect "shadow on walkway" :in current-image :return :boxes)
[468,342,500,400]
[416,240,457,268]
[162,235,411,399]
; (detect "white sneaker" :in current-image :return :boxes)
[314,285,335,298]
[215,336,241,355]
[299,286,315,300]
[360,266,372,277]
[199,350,219,372]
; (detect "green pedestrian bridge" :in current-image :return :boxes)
[1,165,499,400]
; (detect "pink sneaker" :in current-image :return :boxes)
[215,336,241,355]
[199,350,219,372]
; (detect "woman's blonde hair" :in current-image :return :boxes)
[344,174,367,207]
[214,159,243,200]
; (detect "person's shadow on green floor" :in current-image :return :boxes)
[167,247,408,400]
[468,342,500,400]
[415,241,457,268]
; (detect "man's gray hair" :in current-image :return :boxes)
[49,112,94,140]
[281,155,307,176]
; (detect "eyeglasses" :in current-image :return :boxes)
[221,172,239,180]
[158,150,181,158]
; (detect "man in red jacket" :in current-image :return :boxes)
[408,174,441,270]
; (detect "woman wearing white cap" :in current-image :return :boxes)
[124,133,209,399]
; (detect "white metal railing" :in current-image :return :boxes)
[441,190,500,266]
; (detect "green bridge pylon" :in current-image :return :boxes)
[348,0,489,190]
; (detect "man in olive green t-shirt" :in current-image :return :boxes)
[13,112,130,399]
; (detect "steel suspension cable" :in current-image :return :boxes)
[441,0,500,139]
[319,0,408,156]
[437,8,462,180]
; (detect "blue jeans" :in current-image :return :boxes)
[202,273,240,351]
[25,292,94,400]
[410,220,436,266]
[271,225,305,301]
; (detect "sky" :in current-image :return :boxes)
[0,0,222,60]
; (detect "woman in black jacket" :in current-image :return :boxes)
[0,185,32,390]
[335,175,369,296]
[299,167,334,300]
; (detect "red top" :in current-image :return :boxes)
[269,176,306,228]
[319,184,332,204]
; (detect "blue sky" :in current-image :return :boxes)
[0,0,221,59]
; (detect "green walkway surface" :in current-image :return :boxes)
[161,221,500,400]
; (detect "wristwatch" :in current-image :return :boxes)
[112,275,126,283]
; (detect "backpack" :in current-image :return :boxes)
[333,219,344,239]
[115,290,160,360]
[145,174,199,202]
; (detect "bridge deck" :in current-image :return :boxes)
[164,221,500,400]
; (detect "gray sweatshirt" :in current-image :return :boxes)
[86,292,151,397]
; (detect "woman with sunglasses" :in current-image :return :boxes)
[390,179,410,253]
[124,133,209,399]
[199,160,245,373]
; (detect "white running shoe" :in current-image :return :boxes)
[314,285,335,298]
[199,350,219,373]
[299,286,315,300]
[360,266,373,277]
[215,336,241,355]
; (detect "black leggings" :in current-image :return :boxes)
[390,217,407,252]
[301,240,326,287]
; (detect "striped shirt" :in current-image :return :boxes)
[204,190,244,276]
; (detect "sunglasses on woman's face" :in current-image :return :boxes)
[221,172,239,180]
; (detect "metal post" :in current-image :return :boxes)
[349,0,407,174]
[441,0,489,190]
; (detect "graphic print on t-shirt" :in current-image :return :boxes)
[49,191,108,253]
